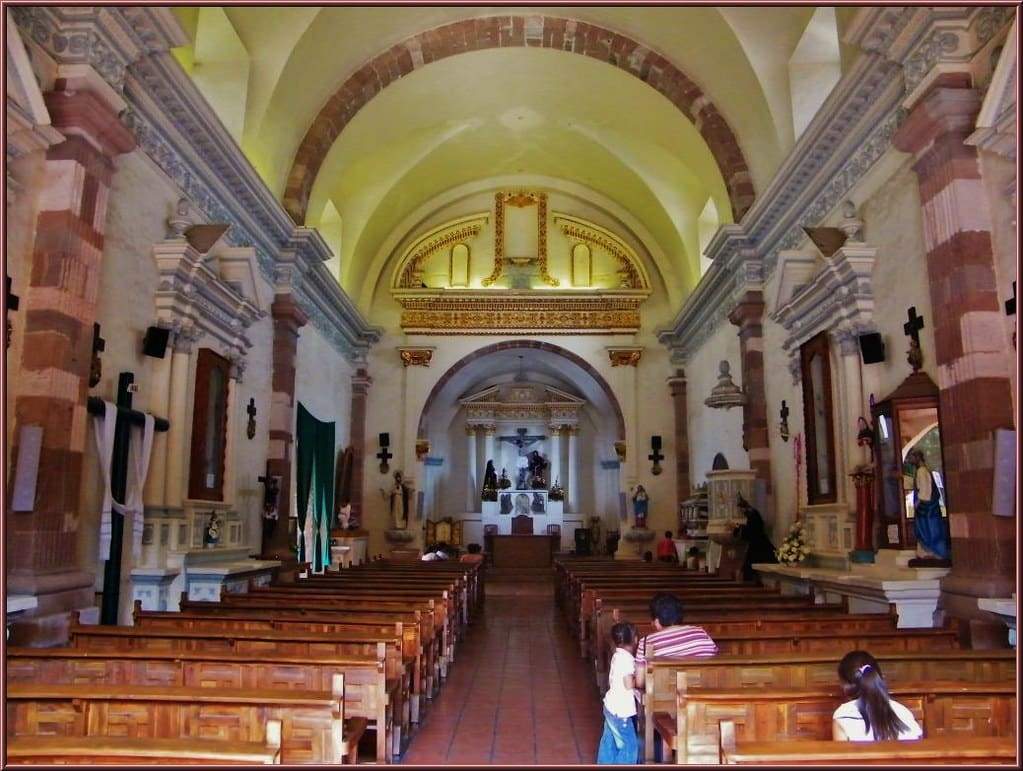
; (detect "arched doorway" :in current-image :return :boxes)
[417,341,625,551]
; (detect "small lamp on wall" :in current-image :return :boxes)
[648,436,664,475]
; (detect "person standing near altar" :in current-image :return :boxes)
[906,449,950,562]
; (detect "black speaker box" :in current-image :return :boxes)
[379,432,390,446]
[142,326,170,358]
[651,435,662,450]
[859,332,885,364]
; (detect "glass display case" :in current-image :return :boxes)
[871,372,947,551]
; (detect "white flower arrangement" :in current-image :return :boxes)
[775,519,811,565]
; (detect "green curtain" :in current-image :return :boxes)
[296,403,336,570]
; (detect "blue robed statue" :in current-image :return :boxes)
[907,448,950,561]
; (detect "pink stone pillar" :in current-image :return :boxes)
[893,77,1016,639]
[728,291,772,509]
[667,370,691,505]
[7,75,136,645]
[261,294,307,560]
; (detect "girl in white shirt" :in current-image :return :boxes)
[597,622,639,764]
[832,650,923,742]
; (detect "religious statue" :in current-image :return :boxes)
[388,470,411,530]
[632,485,649,528]
[516,452,529,490]
[527,450,548,490]
[203,511,221,549]
[513,493,530,517]
[482,460,498,501]
[906,449,950,562]
[498,468,512,490]
[336,501,353,531]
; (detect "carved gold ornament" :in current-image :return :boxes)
[608,348,643,367]
[397,293,643,334]
[398,347,434,367]
[393,214,487,289]
[483,191,558,288]
[554,214,650,290]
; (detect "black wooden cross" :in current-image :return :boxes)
[1005,281,1016,316]
[903,306,924,344]
[6,274,19,349]
[246,397,257,440]
[647,444,664,467]
[376,444,393,473]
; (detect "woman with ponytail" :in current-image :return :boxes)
[832,650,923,742]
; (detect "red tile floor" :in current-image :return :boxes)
[400,578,603,765]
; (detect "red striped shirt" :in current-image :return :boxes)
[634,625,718,665]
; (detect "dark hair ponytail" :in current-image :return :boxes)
[837,651,909,741]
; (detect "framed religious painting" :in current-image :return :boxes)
[800,332,838,505]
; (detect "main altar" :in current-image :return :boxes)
[457,381,585,551]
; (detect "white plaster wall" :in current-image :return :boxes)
[683,321,746,488]
[80,151,178,598]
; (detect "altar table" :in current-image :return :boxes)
[486,534,558,568]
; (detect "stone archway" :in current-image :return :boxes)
[416,340,625,440]
[283,15,754,224]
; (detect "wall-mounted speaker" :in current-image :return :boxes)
[651,435,662,450]
[379,432,390,447]
[142,325,170,358]
[859,332,885,364]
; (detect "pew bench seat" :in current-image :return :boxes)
[5,733,282,765]
[719,732,1017,765]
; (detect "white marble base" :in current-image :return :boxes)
[332,535,368,567]
[130,567,181,613]
[978,596,1017,647]
[755,560,951,628]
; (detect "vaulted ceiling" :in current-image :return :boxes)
[174,7,861,312]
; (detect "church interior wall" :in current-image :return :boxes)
[682,320,745,494]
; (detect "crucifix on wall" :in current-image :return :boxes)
[498,427,546,489]
[903,306,925,373]
[246,398,257,440]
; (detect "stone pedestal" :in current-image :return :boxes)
[618,527,655,560]
[331,533,368,568]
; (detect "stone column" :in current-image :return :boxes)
[261,293,307,560]
[483,424,497,476]
[163,327,199,510]
[833,328,867,506]
[667,369,691,504]
[893,79,1016,635]
[567,426,580,513]
[465,425,478,512]
[348,368,372,527]
[143,331,174,509]
[728,291,772,513]
[548,425,562,488]
[7,68,136,645]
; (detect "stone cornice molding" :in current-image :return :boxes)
[658,36,907,362]
[771,242,878,381]
[14,6,381,362]
[153,239,261,358]
[967,17,1017,162]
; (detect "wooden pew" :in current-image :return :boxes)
[7,649,377,763]
[642,649,1017,762]
[67,620,406,760]
[162,600,431,723]
[718,725,1018,765]
[658,676,1016,763]
[5,732,283,765]
[6,682,347,764]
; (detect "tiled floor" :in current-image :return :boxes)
[401,579,603,765]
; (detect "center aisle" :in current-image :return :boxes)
[401,577,603,765]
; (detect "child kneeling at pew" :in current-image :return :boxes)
[597,622,640,764]
[833,650,923,742]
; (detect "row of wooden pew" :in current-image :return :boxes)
[554,556,1017,765]
[6,558,483,764]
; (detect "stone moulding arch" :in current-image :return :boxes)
[416,339,626,441]
[283,15,755,225]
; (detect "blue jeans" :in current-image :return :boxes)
[597,707,638,764]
